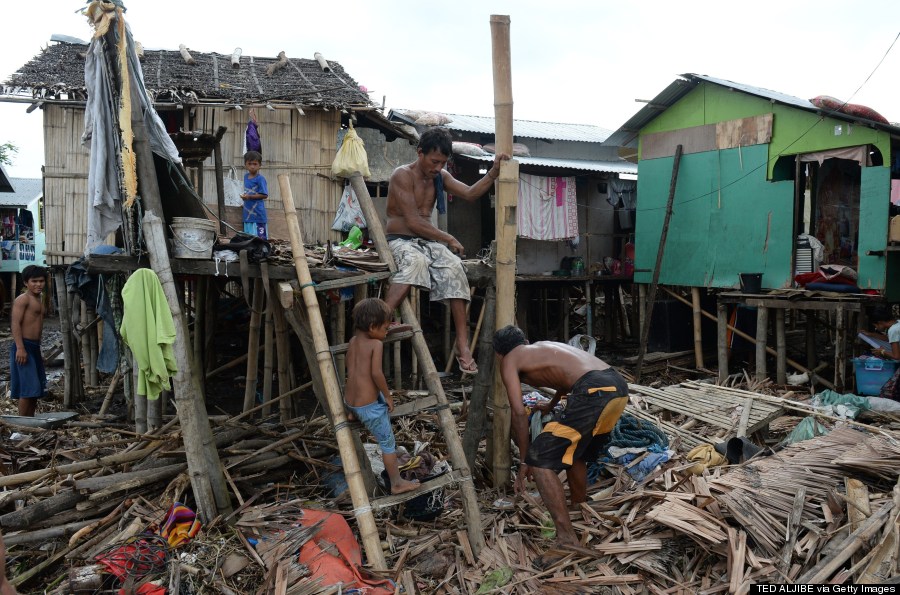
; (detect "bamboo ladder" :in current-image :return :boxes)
[278,173,485,569]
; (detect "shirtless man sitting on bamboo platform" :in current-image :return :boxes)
[493,325,629,563]
[384,127,508,374]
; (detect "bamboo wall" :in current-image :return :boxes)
[40,104,345,267]
[43,105,90,266]
[194,106,343,245]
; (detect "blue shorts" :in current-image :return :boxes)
[10,338,47,399]
[243,222,268,240]
[345,392,397,454]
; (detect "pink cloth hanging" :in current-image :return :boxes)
[517,174,578,240]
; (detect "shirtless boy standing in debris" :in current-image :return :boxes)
[493,325,629,553]
[10,265,48,417]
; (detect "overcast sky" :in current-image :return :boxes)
[2,0,899,178]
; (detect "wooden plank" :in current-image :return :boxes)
[370,471,461,511]
[715,114,773,149]
[641,125,715,160]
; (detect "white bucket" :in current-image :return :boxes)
[170,217,217,259]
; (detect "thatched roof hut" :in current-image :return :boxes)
[2,39,411,266]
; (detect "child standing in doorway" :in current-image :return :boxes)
[10,265,48,416]
[241,150,269,239]
[344,298,420,494]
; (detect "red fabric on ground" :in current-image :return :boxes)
[296,509,394,595]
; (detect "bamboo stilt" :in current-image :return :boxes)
[755,306,768,382]
[54,269,82,407]
[278,174,386,569]
[194,277,207,396]
[272,283,293,423]
[776,309,786,384]
[691,287,704,369]
[262,294,275,417]
[243,279,264,412]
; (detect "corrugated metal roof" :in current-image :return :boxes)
[605,73,900,148]
[391,110,613,143]
[0,178,42,207]
[456,154,637,175]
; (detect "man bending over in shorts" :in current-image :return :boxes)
[493,325,629,551]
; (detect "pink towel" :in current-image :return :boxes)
[517,174,579,240]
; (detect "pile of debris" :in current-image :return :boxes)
[1,379,899,592]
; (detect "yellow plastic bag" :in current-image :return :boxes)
[331,123,370,179]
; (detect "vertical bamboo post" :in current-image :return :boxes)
[133,359,145,432]
[349,172,485,556]
[691,287,704,369]
[262,296,275,417]
[243,278,264,412]
[490,14,518,490]
[410,287,419,389]
[78,299,91,386]
[335,301,346,382]
[142,213,232,521]
[204,280,218,375]
[393,333,402,391]
[146,392,161,431]
[834,307,846,392]
[88,309,99,387]
[635,144,683,382]
[194,277,207,396]
[278,174,386,569]
[272,283,293,422]
[776,309,787,384]
[755,306,769,382]
[806,311,817,369]
[54,270,81,407]
[463,285,496,469]
[717,303,729,384]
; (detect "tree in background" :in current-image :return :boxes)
[0,142,17,166]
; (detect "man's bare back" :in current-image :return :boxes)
[504,341,610,395]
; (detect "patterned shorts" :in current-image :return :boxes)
[388,237,471,303]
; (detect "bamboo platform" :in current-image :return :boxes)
[628,382,784,437]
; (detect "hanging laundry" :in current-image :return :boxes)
[246,115,262,154]
[517,174,578,240]
[120,269,177,401]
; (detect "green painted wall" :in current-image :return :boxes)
[634,144,794,288]
[635,81,896,291]
[640,84,893,179]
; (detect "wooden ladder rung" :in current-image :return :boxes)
[370,471,460,511]
[329,330,415,355]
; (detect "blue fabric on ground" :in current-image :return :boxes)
[10,338,47,399]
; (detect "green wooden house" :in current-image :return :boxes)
[606,74,900,300]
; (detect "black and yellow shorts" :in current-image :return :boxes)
[525,368,628,471]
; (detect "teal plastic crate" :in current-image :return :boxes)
[853,357,899,396]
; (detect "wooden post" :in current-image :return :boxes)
[212,126,227,235]
[54,269,82,407]
[262,295,275,417]
[88,308,99,387]
[279,175,386,568]
[691,287,704,369]
[78,299,91,387]
[393,331,402,391]
[806,311,816,369]
[635,144,683,382]
[193,277,207,396]
[243,278,264,412]
[490,14,518,491]
[463,285,497,469]
[272,283,294,422]
[834,307,846,392]
[349,172,485,556]
[335,301,346,382]
[410,287,419,389]
[717,303,729,384]
[755,306,768,382]
[141,213,231,521]
[775,309,786,384]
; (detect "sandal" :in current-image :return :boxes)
[457,356,478,375]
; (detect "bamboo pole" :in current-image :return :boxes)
[717,303,729,383]
[662,287,835,390]
[88,308,99,387]
[54,269,82,407]
[775,309,786,384]
[490,14,517,490]
[141,213,232,521]
[278,174,386,569]
[755,305,768,382]
[243,278,264,412]
[348,172,485,556]
[635,144,683,382]
[463,285,496,469]
[272,283,294,422]
[213,126,227,235]
[691,287,704,369]
[194,277,207,396]
[262,294,275,417]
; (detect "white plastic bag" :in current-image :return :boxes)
[331,185,367,231]
[223,167,244,207]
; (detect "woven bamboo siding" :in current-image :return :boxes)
[195,106,342,245]
[43,105,90,266]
